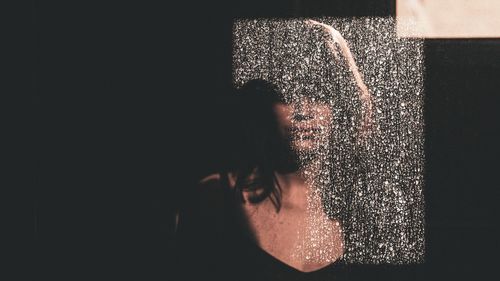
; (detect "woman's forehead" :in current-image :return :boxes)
[280,93,334,105]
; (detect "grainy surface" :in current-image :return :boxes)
[233,18,425,264]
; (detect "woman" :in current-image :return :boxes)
[174,20,374,281]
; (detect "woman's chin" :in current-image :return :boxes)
[291,140,323,155]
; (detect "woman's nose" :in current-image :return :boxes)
[292,107,313,121]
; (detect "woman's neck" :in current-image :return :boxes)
[274,157,324,208]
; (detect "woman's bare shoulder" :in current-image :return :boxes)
[199,173,221,184]
[199,172,237,189]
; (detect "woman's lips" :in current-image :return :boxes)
[291,127,322,134]
[288,127,322,140]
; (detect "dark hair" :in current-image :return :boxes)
[229,79,295,211]
[229,77,370,215]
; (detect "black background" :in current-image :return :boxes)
[14,0,500,280]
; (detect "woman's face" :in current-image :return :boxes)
[273,98,333,154]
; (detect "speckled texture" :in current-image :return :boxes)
[233,18,425,264]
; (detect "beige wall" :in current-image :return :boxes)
[397,0,500,38]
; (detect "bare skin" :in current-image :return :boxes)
[239,171,344,273]
[201,171,343,273]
